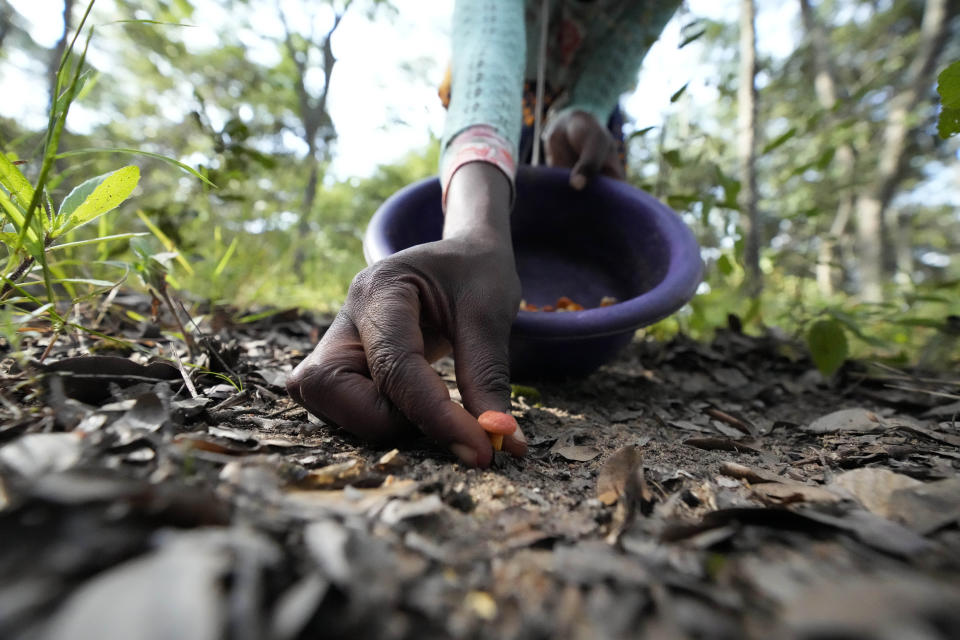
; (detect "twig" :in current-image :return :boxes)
[884,384,960,401]
[178,299,241,383]
[169,344,199,399]
[157,286,197,361]
[37,328,62,364]
[93,284,121,329]
[855,371,960,386]
[0,256,36,300]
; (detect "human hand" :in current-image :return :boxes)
[543,110,625,190]
[286,165,527,468]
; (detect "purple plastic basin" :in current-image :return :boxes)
[363,165,703,379]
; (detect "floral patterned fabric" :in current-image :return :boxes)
[440,0,680,205]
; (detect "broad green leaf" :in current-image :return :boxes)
[53,166,139,237]
[826,308,888,347]
[807,318,849,376]
[0,188,42,256]
[937,62,959,137]
[0,231,20,247]
[663,149,682,168]
[937,61,960,109]
[0,153,35,209]
[717,254,734,276]
[57,172,110,224]
[937,106,960,139]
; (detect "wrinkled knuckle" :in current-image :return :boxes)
[368,345,408,395]
[348,267,376,299]
[470,355,511,397]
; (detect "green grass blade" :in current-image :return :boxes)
[212,236,239,278]
[56,148,216,187]
[102,19,197,27]
[48,232,149,252]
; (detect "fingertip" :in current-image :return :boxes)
[570,173,587,190]
[450,442,478,467]
[449,441,493,468]
[503,424,528,458]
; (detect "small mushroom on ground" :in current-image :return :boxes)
[478,410,518,451]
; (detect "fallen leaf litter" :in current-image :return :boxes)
[1,302,959,639]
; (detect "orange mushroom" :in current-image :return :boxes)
[478,410,518,451]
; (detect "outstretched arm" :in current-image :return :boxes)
[287,0,529,467]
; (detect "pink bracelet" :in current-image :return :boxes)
[440,125,516,211]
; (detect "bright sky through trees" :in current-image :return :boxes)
[4,0,798,178]
[1,0,955,203]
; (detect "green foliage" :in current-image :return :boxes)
[54,166,140,237]
[937,61,960,139]
[2,0,956,375]
[806,318,849,376]
[0,1,205,343]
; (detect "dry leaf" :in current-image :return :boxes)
[596,445,643,505]
[376,449,407,471]
[803,408,885,434]
[0,432,83,478]
[886,477,960,535]
[296,460,364,489]
[683,436,761,453]
[831,468,921,517]
[554,445,601,462]
[751,482,841,505]
[720,461,786,484]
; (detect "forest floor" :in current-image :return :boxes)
[2,297,960,640]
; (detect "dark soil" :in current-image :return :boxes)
[2,300,959,640]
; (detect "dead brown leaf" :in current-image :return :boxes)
[886,477,960,535]
[553,445,601,462]
[720,461,786,484]
[596,445,644,506]
[683,436,761,453]
[751,482,841,505]
[803,408,885,434]
[830,468,921,517]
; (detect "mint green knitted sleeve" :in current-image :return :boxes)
[441,0,526,160]
[561,1,680,126]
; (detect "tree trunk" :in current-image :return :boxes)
[737,0,761,297]
[279,5,342,278]
[894,208,913,282]
[48,0,75,112]
[0,2,12,52]
[293,142,321,275]
[854,0,954,301]
[798,0,858,296]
